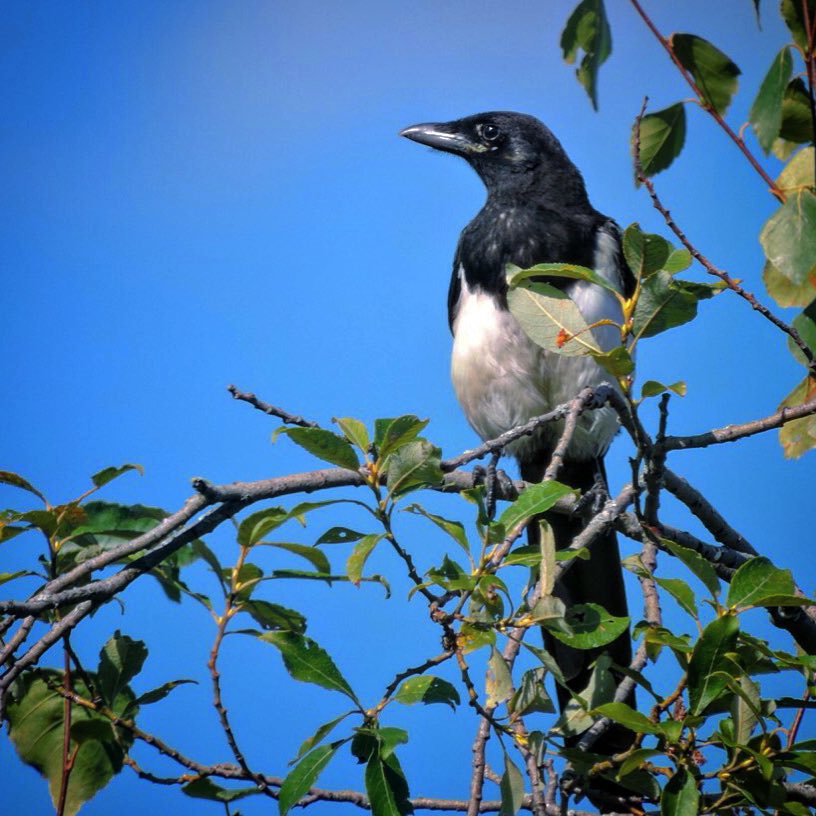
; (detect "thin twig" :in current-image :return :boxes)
[801,0,816,185]
[56,637,75,816]
[443,386,617,471]
[543,387,596,482]
[662,395,816,451]
[662,469,756,555]
[632,102,813,368]
[209,547,272,796]
[0,615,36,666]
[0,601,92,714]
[374,652,455,715]
[786,677,812,750]
[628,0,785,201]
[227,385,320,428]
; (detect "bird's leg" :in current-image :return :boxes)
[571,459,610,520]
[472,449,505,520]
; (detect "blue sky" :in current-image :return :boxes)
[2,2,813,814]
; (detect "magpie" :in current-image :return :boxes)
[400,112,635,760]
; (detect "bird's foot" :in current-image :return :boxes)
[473,450,507,520]
[573,472,610,519]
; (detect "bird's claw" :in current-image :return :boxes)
[472,450,505,521]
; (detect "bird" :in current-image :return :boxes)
[400,111,635,774]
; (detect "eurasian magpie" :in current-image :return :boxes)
[400,111,634,756]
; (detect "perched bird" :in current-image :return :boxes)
[400,112,634,759]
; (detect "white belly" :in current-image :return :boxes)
[451,266,623,462]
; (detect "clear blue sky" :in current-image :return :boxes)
[2,2,813,814]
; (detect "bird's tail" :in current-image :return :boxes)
[521,457,634,757]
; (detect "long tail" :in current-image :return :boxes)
[520,457,633,756]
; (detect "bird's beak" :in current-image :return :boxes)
[399,122,477,156]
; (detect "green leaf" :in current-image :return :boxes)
[664,248,692,274]
[375,415,430,459]
[662,539,721,598]
[287,498,371,521]
[727,556,798,609]
[632,272,720,340]
[182,777,260,802]
[316,526,367,545]
[0,470,46,502]
[634,103,687,178]
[294,711,354,761]
[365,750,412,816]
[779,146,816,193]
[763,259,816,308]
[655,577,698,618]
[778,376,816,459]
[780,78,815,144]
[508,668,555,717]
[237,506,289,546]
[486,647,514,707]
[498,481,574,533]
[622,224,672,279]
[127,679,196,714]
[507,261,622,297]
[506,280,601,355]
[560,0,611,110]
[262,541,330,573]
[781,0,816,51]
[90,463,144,489]
[671,33,740,115]
[5,668,135,816]
[279,742,342,816]
[593,702,661,735]
[0,569,35,585]
[591,346,635,377]
[660,768,699,815]
[499,752,525,816]
[760,191,816,288]
[502,545,544,568]
[750,47,794,153]
[688,615,739,714]
[261,631,359,704]
[385,440,443,498]
[375,727,410,759]
[658,719,683,744]
[394,676,460,710]
[403,504,470,554]
[731,675,761,743]
[278,427,360,470]
[241,600,307,633]
[334,417,370,452]
[549,603,629,650]
[528,595,569,630]
[346,533,384,584]
[458,623,496,654]
[68,501,167,548]
[556,655,616,736]
[640,380,687,399]
[618,748,662,778]
[97,631,147,709]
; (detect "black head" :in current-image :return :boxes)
[400,111,589,206]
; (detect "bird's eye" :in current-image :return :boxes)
[480,124,501,142]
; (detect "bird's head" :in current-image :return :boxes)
[400,111,587,204]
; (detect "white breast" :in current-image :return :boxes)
[450,231,625,461]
